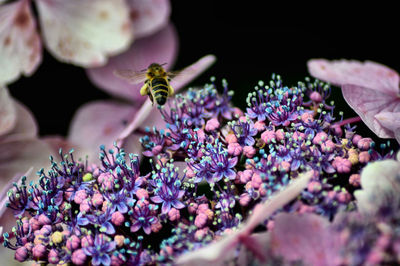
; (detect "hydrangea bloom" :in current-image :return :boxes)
[1,74,399,265]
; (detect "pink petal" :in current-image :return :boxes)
[3,100,38,141]
[116,54,217,143]
[176,171,312,265]
[308,59,399,95]
[128,0,171,38]
[0,0,41,85]
[0,87,16,136]
[0,139,52,194]
[342,84,400,138]
[375,111,400,135]
[87,23,178,102]
[67,101,138,164]
[271,213,341,266]
[35,0,133,67]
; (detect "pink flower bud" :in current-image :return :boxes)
[194,213,208,228]
[111,211,125,226]
[261,130,276,144]
[243,146,256,158]
[227,142,242,156]
[38,214,51,225]
[40,225,52,236]
[79,199,91,213]
[111,254,125,266]
[185,167,195,178]
[292,131,305,141]
[337,191,351,203]
[233,107,243,117]
[357,138,373,150]
[308,181,322,193]
[205,118,220,131]
[91,192,104,207]
[239,169,253,183]
[275,129,285,141]
[48,249,59,264]
[313,131,328,145]
[267,220,275,230]
[66,235,80,251]
[151,145,163,155]
[15,247,29,262]
[333,157,352,173]
[225,133,238,144]
[74,190,87,204]
[239,116,247,122]
[251,173,262,189]
[254,121,265,131]
[358,151,370,163]
[301,112,314,123]
[168,208,180,221]
[194,229,207,241]
[279,161,291,172]
[136,188,149,200]
[71,249,87,265]
[32,244,47,259]
[352,134,362,145]
[24,243,33,252]
[239,193,251,206]
[320,139,335,153]
[349,174,361,187]
[81,235,93,248]
[188,202,198,214]
[310,91,322,102]
[151,221,162,233]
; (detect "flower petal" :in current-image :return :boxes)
[307,59,399,95]
[36,0,133,67]
[0,139,52,185]
[67,100,138,163]
[271,213,341,266]
[128,0,171,38]
[87,24,178,102]
[0,0,41,85]
[3,100,38,140]
[342,84,400,139]
[375,111,400,138]
[0,87,16,136]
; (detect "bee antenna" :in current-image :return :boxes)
[140,67,147,72]
[160,62,168,67]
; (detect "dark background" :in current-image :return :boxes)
[8,2,399,144]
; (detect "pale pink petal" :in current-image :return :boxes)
[117,55,217,143]
[68,101,138,164]
[342,84,400,138]
[375,111,400,137]
[354,159,400,216]
[176,171,312,265]
[3,100,38,141]
[128,0,171,38]
[0,87,16,137]
[36,0,133,67]
[0,139,52,184]
[308,59,399,95]
[0,0,41,85]
[87,24,178,102]
[271,213,341,266]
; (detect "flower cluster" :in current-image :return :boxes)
[2,75,398,265]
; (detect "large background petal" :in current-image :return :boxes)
[342,84,400,138]
[36,0,133,67]
[128,0,171,39]
[0,0,41,85]
[0,87,16,137]
[308,59,399,95]
[67,100,138,163]
[86,24,178,103]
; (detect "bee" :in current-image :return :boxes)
[114,63,179,106]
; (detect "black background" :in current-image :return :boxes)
[8,2,400,143]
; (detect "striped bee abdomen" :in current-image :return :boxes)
[151,77,169,105]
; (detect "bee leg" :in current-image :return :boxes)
[140,81,149,96]
[148,93,154,106]
[168,85,174,96]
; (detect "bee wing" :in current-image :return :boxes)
[167,65,199,83]
[113,69,148,84]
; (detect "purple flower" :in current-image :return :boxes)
[206,142,238,182]
[150,162,185,214]
[85,209,115,235]
[230,119,258,146]
[130,202,158,235]
[84,234,116,266]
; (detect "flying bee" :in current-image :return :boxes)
[114,63,182,106]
